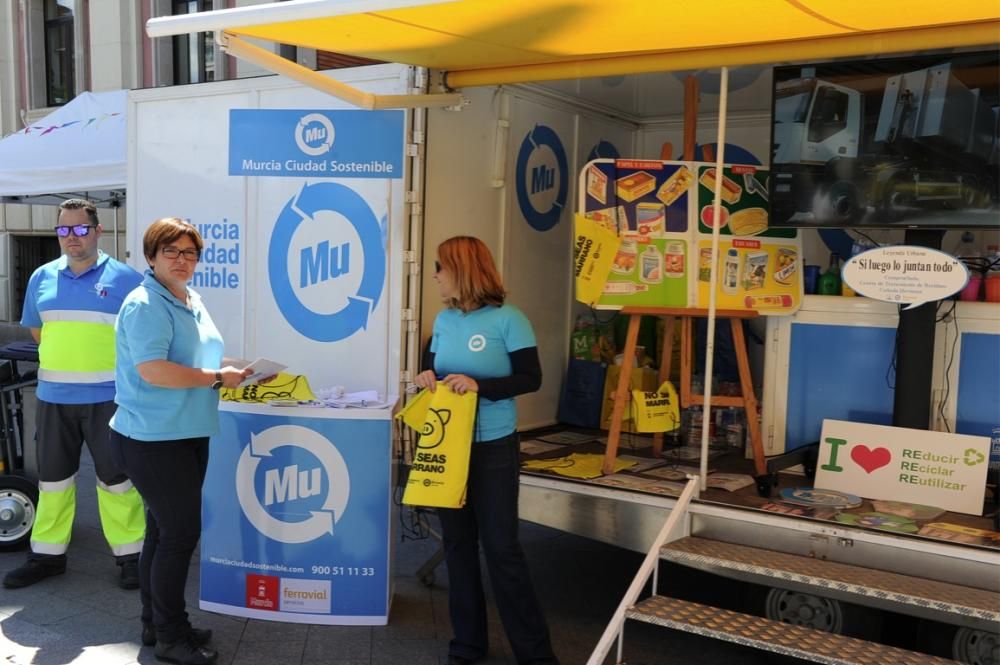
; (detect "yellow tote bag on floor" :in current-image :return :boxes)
[399,386,477,509]
[630,381,681,433]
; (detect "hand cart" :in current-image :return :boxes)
[0,341,40,550]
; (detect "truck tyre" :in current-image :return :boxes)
[827,181,860,223]
[880,181,908,223]
[0,474,37,550]
[765,588,843,632]
[953,627,998,665]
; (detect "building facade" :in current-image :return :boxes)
[0,0,372,323]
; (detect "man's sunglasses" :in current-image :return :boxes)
[434,260,441,273]
[55,224,97,238]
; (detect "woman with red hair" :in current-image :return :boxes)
[415,236,558,665]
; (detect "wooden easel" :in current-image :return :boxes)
[600,76,766,477]
[601,306,766,476]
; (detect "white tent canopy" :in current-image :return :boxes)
[0,89,126,208]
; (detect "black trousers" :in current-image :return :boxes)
[109,430,208,643]
[437,433,558,664]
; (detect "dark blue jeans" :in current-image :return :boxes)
[109,430,208,643]
[437,432,558,664]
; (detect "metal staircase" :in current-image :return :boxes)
[588,477,997,664]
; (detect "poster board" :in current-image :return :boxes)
[577,159,802,314]
[815,419,990,516]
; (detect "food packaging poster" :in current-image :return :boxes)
[695,239,801,312]
[582,159,693,236]
[694,165,802,311]
[573,213,621,307]
[601,235,689,308]
[578,159,802,314]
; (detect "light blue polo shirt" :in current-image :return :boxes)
[110,270,225,441]
[21,252,142,404]
[430,304,536,442]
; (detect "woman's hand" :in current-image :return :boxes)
[414,369,437,392]
[443,373,478,395]
[219,366,252,389]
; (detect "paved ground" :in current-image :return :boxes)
[0,442,802,665]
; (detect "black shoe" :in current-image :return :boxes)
[153,635,218,665]
[2,558,66,589]
[118,559,140,590]
[142,621,213,648]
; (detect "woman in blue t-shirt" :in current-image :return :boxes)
[414,236,558,665]
[109,218,250,665]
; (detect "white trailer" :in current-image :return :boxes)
[136,3,1000,661]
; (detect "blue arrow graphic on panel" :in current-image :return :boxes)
[269,182,385,342]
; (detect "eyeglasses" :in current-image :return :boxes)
[160,246,201,261]
[55,224,96,238]
[434,260,442,273]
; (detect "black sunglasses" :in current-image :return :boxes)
[55,224,96,238]
[434,260,441,273]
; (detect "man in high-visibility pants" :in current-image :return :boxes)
[3,199,145,590]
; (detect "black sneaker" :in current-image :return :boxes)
[118,559,140,590]
[2,558,66,588]
[153,635,218,665]
[142,621,213,648]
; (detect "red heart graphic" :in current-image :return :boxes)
[850,445,892,474]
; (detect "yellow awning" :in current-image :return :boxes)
[148,0,1000,87]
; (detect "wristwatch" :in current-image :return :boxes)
[211,371,223,390]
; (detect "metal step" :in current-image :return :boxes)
[661,536,999,630]
[626,595,958,665]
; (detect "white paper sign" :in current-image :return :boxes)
[842,246,968,309]
[815,420,990,516]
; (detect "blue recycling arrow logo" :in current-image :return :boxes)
[269,182,384,342]
[515,124,568,232]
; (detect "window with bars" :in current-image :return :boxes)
[171,0,215,84]
[43,0,75,106]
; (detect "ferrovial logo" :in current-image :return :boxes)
[235,425,350,544]
[295,113,335,156]
[468,334,486,352]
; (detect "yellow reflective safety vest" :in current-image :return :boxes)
[22,252,143,404]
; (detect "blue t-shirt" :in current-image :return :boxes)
[430,304,536,442]
[110,270,225,441]
[21,252,142,404]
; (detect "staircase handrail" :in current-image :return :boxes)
[587,476,701,665]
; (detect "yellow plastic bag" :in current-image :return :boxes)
[630,381,681,433]
[574,213,620,307]
[220,373,317,403]
[600,365,659,430]
[396,388,434,431]
[521,453,635,479]
[399,386,477,509]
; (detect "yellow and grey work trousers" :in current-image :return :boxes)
[30,400,145,561]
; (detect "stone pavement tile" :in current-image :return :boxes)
[230,638,305,665]
[379,580,437,640]
[371,637,443,665]
[0,614,64,663]
[302,624,371,661]
[44,605,139,646]
[17,639,140,665]
[2,592,92,626]
[73,589,143,622]
[239,617,309,642]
